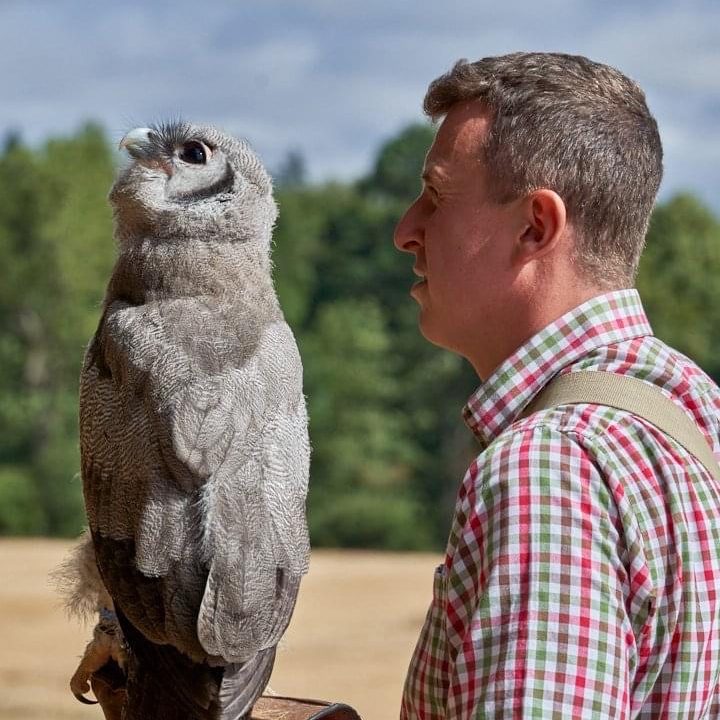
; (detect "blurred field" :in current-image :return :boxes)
[0,539,440,720]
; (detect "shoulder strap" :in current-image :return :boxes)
[519,371,720,484]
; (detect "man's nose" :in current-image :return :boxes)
[393,199,423,254]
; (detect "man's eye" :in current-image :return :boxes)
[179,141,211,164]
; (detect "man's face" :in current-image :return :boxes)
[394,101,523,360]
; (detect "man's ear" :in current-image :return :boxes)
[512,189,567,267]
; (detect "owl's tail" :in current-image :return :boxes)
[117,607,275,720]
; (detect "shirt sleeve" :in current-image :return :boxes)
[442,425,636,719]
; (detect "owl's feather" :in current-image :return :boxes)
[78,122,310,718]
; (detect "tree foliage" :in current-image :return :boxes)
[1,121,718,547]
[637,194,720,379]
[0,124,115,535]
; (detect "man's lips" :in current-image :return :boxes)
[409,263,427,297]
[410,276,428,300]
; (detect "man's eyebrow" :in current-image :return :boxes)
[421,166,445,184]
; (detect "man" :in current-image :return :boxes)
[394,52,720,719]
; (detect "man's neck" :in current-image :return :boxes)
[469,285,616,381]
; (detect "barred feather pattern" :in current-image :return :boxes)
[78,122,310,717]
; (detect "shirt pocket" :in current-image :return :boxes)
[402,564,451,719]
[431,563,448,607]
[426,563,450,667]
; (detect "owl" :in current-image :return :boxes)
[69,121,310,719]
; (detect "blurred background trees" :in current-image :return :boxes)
[0,124,115,536]
[1,122,719,548]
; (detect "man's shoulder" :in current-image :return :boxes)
[517,334,719,437]
[472,334,720,486]
[470,422,594,489]
[573,334,720,406]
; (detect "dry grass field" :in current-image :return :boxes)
[0,538,440,720]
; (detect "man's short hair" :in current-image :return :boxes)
[424,52,663,287]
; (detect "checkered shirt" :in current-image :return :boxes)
[401,289,720,719]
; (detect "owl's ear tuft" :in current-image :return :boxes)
[150,120,193,150]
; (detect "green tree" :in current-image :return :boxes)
[3,119,719,551]
[637,194,720,380]
[0,124,115,535]
[302,299,430,549]
[273,186,334,328]
[275,150,307,189]
[360,123,436,202]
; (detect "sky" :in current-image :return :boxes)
[2,0,718,210]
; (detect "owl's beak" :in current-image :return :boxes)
[119,128,154,155]
[119,128,171,174]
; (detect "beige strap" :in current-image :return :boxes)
[519,371,720,484]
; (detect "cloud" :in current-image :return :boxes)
[0,0,717,209]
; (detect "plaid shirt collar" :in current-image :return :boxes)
[463,289,653,448]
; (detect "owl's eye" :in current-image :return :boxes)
[179,141,211,165]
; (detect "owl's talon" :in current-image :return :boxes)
[74,691,99,705]
[70,669,91,697]
[70,616,125,704]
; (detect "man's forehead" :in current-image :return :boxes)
[423,100,490,175]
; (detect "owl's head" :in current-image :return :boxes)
[110,121,277,248]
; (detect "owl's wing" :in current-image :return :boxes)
[81,300,309,665]
[190,321,311,660]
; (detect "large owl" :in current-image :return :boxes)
[71,122,310,719]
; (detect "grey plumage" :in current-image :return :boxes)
[78,121,310,718]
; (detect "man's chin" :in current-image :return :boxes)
[417,311,472,365]
[417,308,451,351]
[411,285,457,350]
